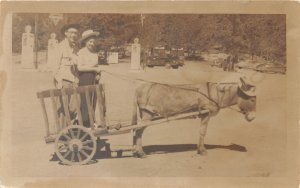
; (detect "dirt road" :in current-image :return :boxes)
[0,59,286,180]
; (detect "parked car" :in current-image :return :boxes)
[255,63,286,74]
[235,60,260,70]
[97,50,108,65]
[111,47,126,59]
[185,55,204,61]
[210,57,226,68]
[185,50,203,61]
[118,49,126,59]
[146,55,184,69]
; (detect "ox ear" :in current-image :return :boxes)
[240,77,248,90]
[240,76,254,88]
[239,76,256,96]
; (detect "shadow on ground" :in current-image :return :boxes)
[49,140,246,165]
[144,143,247,155]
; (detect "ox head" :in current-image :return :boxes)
[237,77,256,122]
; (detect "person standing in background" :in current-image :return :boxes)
[232,53,239,72]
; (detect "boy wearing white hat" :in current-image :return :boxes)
[77,30,101,73]
[77,29,104,128]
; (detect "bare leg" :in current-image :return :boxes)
[132,129,137,152]
[132,110,151,158]
[134,127,146,157]
[197,112,210,155]
[131,96,138,126]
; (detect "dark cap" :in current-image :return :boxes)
[61,24,80,35]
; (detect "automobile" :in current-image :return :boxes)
[235,60,260,70]
[210,57,226,68]
[255,63,286,74]
[146,55,184,69]
[109,46,126,59]
[97,50,108,65]
[170,48,185,57]
[185,55,204,61]
[185,50,203,61]
[118,49,126,59]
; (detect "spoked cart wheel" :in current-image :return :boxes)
[55,126,97,165]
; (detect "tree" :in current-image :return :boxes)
[12,13,286,64]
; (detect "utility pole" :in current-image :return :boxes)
[34,14,38,69]
[140,14,146,70]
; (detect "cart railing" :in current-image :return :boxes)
[37,84,106,141]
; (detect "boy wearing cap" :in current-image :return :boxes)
[53,24,80,88]
[52,24,80,125]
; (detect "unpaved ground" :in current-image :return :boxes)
[0,58,286,180]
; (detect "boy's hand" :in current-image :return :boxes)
[95,67,102,73]
[95,74,101,81]
[54,77,63,89]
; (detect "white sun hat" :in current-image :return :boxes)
[79,30,100,45]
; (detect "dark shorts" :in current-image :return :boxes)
[79,72,97,127]
[79,72,97,86]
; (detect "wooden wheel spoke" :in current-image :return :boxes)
[62,134,71,141]
[77,152,82,162]
[80,150,89,159]
[58,140,68,145]
[69,129,76,139]
[82,146,93,151]
[71,152,75,162]
[75,129,81,139]
[55,126,97,165]
[82,140,93,146]
[63,149,72,158]
[80,132,89,141]
[58,145,68,152]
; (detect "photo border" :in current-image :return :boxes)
[0,1,299,188]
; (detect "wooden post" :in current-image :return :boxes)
[50,90,60,133]
[216,84,221,107]
[84,86,94,129]
[102,84,107,115]
[39,98,50,137]
[61,88,71,126]
[96,84,106,127]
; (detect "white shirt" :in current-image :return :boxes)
[77,47,98,68]
[52,39,78,84]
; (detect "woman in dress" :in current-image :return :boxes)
[77,30,103,128]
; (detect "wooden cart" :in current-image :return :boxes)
[37,84,202,165]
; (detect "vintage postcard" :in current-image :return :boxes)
[0,1,299,188]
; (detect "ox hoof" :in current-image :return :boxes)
[133,151,147,158]
[197,148,207,156]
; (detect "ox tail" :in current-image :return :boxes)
[131,91,138,126]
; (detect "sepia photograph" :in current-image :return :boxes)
[0,1,299,188]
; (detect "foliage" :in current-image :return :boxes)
[12,13,286,63]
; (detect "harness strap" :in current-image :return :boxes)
[101,70,245,115]
[144,83,156,108]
